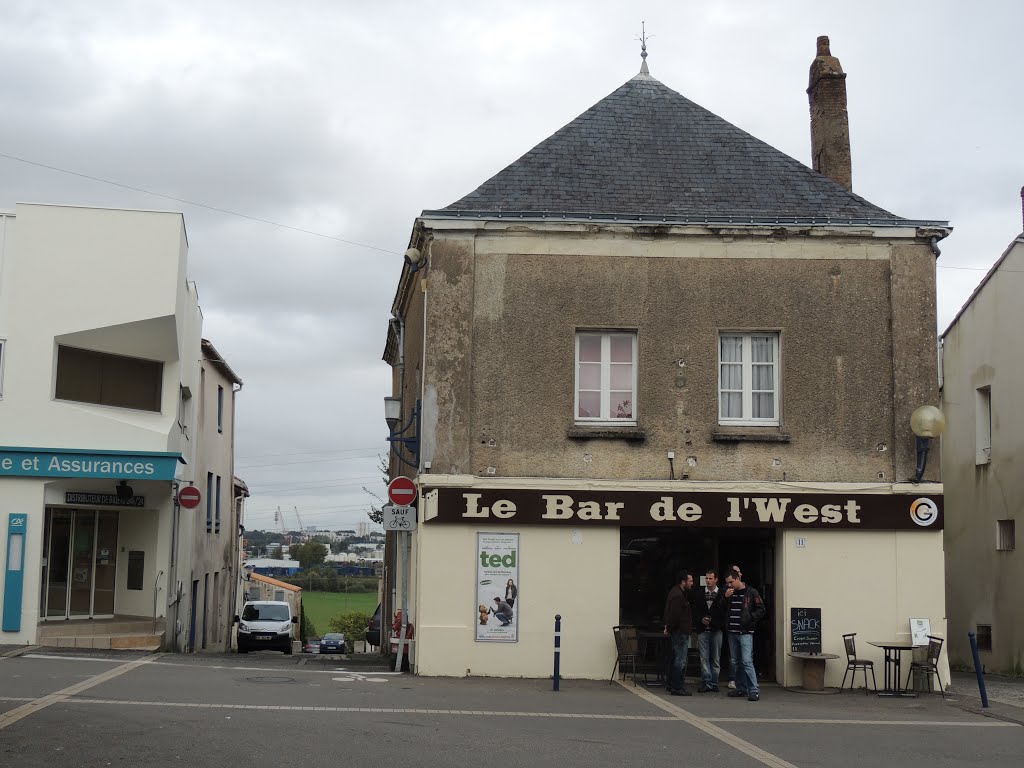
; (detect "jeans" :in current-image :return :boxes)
[668,631,690,692]
[727,632,758,694]
[495,611,513,626]
[698,630,722,687]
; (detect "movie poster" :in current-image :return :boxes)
[475,532,519,642]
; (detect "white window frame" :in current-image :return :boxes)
[718,332,781,427]
[574,331,638,425]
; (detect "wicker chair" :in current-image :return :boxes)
[610,625,640,686]
[904,635,945,697]
[840,633,877,694]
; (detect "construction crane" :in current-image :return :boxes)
[273,506,291,544]
[293,506,305,535]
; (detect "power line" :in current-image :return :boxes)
[236,452,381,470]
[248,479,382,495]
[248,474,379,490]
[937,264,1024,272]
[237,446,383,460]
[0,151,402,256]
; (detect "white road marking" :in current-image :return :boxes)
[709,717,1017,727]
[18,654,398,677]
[0,653,164,730]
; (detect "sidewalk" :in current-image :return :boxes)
[949,669,1024,724]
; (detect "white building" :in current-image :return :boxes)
[0,202,244,652]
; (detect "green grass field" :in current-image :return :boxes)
[301,591,378,637]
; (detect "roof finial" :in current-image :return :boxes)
[636,21,652,75]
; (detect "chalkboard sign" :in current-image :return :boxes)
[791,607,822,653]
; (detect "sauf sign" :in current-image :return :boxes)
[428,488,943,531]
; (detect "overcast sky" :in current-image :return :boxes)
[2,1,1020,531]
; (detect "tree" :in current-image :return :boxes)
[292,541,328,570]
[361,452,390,525]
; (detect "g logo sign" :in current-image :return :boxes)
[910,498,939,527]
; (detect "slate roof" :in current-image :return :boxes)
[435,72,902,222]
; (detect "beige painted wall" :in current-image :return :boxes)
[778,528,948,688]
[941,240,1024,674]
[413,521,619,678]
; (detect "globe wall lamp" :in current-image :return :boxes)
[385,396,421,471]
[911,405,946,483]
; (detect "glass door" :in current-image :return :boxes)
[93,512,118,616]
[40,508,118,619]
[68,511,96,617]
[44,510,73,618]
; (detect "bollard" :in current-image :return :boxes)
[553,614,562,692]
[968,632,989,708]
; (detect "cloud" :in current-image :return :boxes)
[2,0,1021,527]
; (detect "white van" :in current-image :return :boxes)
[233,600,297,654]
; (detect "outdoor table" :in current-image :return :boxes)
[868,640,917,698]
[787,652,840,691]
[637,631,670,686]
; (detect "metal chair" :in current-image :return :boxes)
[840,633,877,694]
[610,625,639,686]
[904,635,945,697]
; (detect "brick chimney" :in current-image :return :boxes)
[807,36,852,191]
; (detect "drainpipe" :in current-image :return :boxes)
[929,237,941,259]
[387,311,405,658]
[167,482,180,651]
[229,492,246,651]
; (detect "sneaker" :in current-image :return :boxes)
[670,689,692,697]
[711,685,720,692]
[747,691,760,702]
[698,684,713,693]
[727,689,747,698]
[728,680,736,690]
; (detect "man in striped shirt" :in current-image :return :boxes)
[724,569,766,702]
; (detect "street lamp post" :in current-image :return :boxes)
[385,397,421,471]
[910,405,946,483]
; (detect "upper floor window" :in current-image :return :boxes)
[575,332,637,424]
[55,345,162,412]
[217,385,224,433]
[719,333,780,426]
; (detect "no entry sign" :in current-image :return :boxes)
[387,476,417,507]
[177,485,202,509]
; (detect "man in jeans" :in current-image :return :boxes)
[693,568,726,692]
[724,569,765,702]
[662,570,694,696]
[492,597,514,626]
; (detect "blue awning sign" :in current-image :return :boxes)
[0,447,182,481]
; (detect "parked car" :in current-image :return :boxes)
[319,633,347,654]
[366,603,382,648]
[234,600,298,654]
[304,637,321,654]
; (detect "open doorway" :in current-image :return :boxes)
[619,526,776,681]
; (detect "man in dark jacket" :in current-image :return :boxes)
[662,570,694,696]
[693,568,727,692]
[724,569,766,701]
